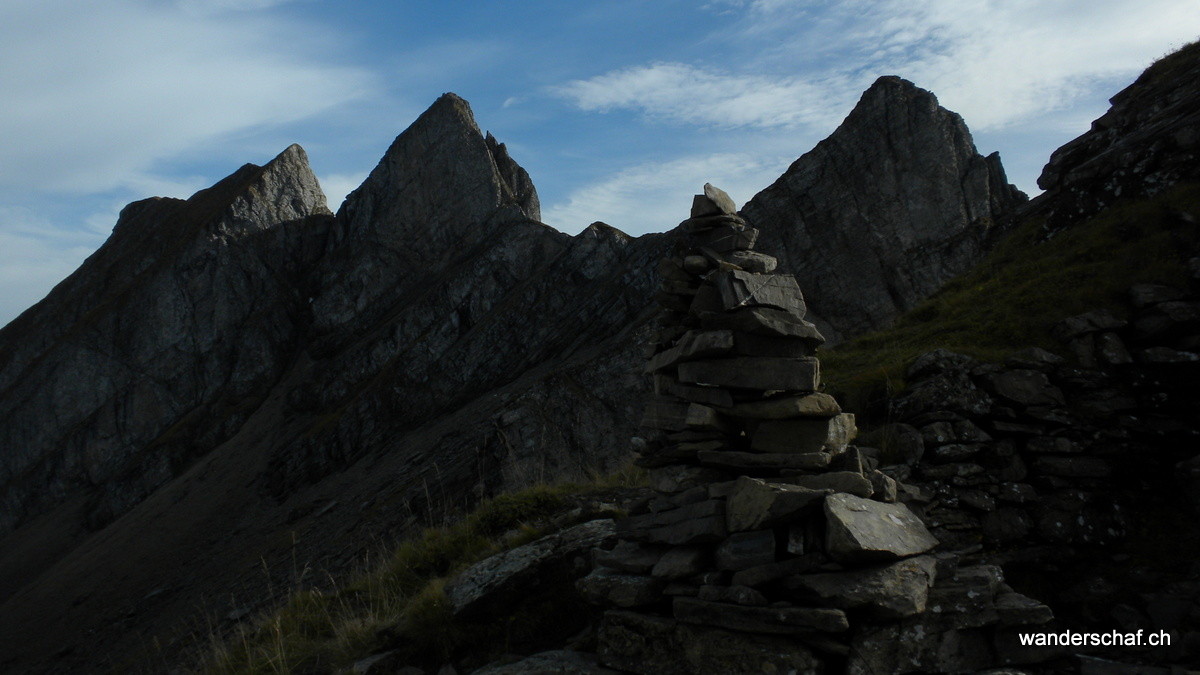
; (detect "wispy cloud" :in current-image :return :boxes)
[542,153,793,236]
[554,63,846,129]
[0,0,373,195]
[560,0,1200,132]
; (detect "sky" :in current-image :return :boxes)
[1,0,1197,327]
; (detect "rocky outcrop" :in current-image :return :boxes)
[1037,41,1200,230]
[743,76,1026,342]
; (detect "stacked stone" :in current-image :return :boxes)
[578,185,1054,674]
[637,182,855,487]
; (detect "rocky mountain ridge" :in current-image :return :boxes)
[0,79,1024,672]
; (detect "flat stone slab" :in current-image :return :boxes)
[645,330,735,373]
[673,597,849,634]
[715,530,778,571]
[727,250,778,274]
[726,476,828,532]
[714,271,806,318]
[751,413,857,453]
[702,306,826,344]
[595,541,666,574]
[824,493,938,564]
[653,373,734,408]
[619,499,729,545]
[576,569,665,609]
[697,450,830,474]
[730,553,828,587]
[723,393,841,420]
[788,471,874,498]
[785,555,938,619]
[679,356,819,391]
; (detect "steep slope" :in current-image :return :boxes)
[1037,40,1200,230]
[743,76,1026,343]
[0,144,332,541]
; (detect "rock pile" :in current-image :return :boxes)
[865,274,1200,667]
[578,186,1054,674]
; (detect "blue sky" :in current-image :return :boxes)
[1,0,1198,327]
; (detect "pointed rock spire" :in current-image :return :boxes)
[743,76,1026,343]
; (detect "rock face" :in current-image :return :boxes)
[0,144,333,535]
[743,76,1026,342]
[1038,41,1200,230]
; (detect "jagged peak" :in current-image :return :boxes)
[847,75,946,124]
[334,92,540,250]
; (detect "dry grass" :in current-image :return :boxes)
[200,467,645,674]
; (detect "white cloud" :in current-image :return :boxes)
[542,153,793,237]
[0,0,373,195]
[555,63,847,129]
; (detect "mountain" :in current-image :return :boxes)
[0,82,1020,672]
[744,76,1026,342]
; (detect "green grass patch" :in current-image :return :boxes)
[821,182,1200,419]
[201,468,645,674]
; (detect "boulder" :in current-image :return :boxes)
[447,519,616,618]
[725,476,827,532]
[786,555,938,619]
[713,271,806,318]
[824,493,938,563]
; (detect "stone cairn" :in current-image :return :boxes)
[578,185,1055,674]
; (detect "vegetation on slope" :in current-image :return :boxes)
[201,469,645,674]
[820,181,1200,419]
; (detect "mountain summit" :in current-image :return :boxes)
[744,76,1026,342]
